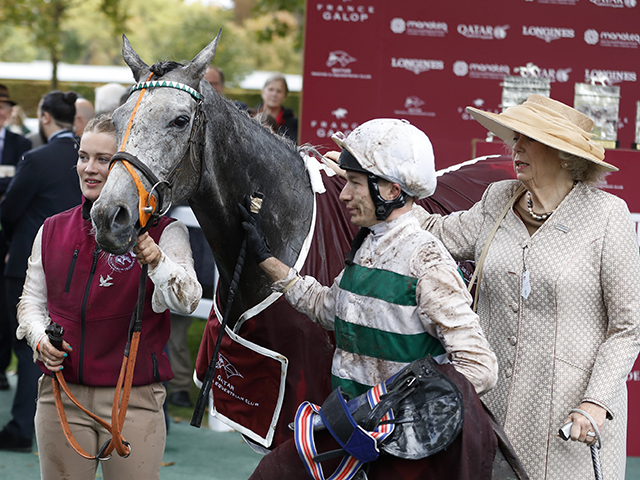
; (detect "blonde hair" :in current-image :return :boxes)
[82,113,115,138]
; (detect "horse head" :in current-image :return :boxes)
[91,32,220,254]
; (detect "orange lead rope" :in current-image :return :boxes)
[51,266,148,460]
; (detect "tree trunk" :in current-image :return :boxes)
[51,52,59,90]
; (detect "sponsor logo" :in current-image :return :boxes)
[390,17,406,34]
[453,60,469,77]
[514,63,572,83]
[393,96,436,117]
[216,354,244,379]
[315,2,375,22]
[309,119,360,139]
[311,50,373,79]
[595,172,625,191]
[390,17,448,37]
[326,50,356,68]
[534,0,578,4]
[457,24,509,40]
[331,108,348,119]
[628,370,640,382]
[590,0,636,7]
[584,68,638,84]
[458,102,500,121]
[532,0,578,4]
[453,60,510,79]
[107,251,136,273]
[391,57,444,75]
[214,355,259,407]
[584,29,599,45]
[215,374,259,407]
[522,25,575,42]
[585,29,640,48]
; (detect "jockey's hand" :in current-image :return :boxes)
[239,198,272,264]
[133,232,162,268]
[38,335,72,372]
[564,402,607,447]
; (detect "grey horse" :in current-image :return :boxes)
[91,35,527,479]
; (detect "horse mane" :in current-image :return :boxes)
[150,60,183,78]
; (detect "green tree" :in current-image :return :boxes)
[0,0,127,88]
[0,0,302,89]
[253,0,305,50]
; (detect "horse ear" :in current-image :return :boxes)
[184,29,222,82]
[122,34,150,83]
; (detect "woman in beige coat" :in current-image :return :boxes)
[414,95,640,480]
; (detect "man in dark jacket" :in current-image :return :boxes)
[0,90,82,451]
[0,85,32,392]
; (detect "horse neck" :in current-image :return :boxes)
[190,96,314,318]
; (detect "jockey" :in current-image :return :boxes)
[242,118,499,480]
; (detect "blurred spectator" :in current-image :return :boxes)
[73,97,95,136]
[205,65,247,110]
[254,73,298,144]
[0,84,31,392]
[0,90,82,452]
[204,66,225,95]
[25,128,44,150]
[6,106,30,136]
[95,83,127,115]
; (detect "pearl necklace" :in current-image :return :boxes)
[526,191,555,221]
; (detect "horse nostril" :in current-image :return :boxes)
[111,205,131,228]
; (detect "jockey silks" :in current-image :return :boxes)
[329,214,449,399]
[334,261,445,398]
[40,203,174,386]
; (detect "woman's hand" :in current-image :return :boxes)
[133,232,161,268]
[321,151,346,179]
[38,336,72,372]
[564,402,607,447]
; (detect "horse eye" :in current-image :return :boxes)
[171,116,190,128]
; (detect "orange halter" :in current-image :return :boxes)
[109,73,158,229]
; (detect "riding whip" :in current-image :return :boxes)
[559,408,603,480]
[191,192,264,428]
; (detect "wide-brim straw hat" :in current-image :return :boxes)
[466,94,617,172]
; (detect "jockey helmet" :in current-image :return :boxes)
[332,119,436,220]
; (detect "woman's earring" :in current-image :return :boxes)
[562,162,569,168]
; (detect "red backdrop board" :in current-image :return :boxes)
[301,0,640,169]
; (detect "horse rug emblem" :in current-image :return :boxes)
[216,354,244,379]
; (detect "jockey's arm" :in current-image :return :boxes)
[259,256,290,283]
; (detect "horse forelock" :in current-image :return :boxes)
[149,60,184,78]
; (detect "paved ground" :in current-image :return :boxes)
[1,371,639,479]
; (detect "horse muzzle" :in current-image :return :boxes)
[91,199,138,255]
